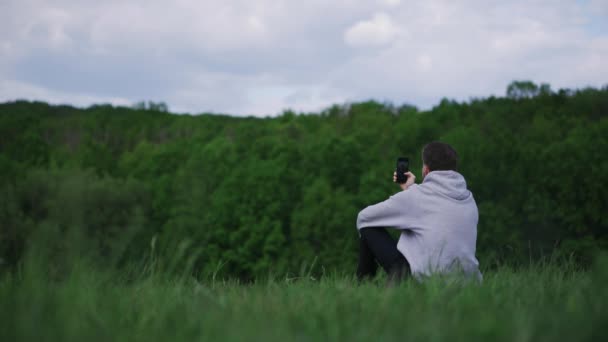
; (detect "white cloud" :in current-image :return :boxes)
[329,0,608,107]
[380,0,401,7]
[416,54,433,72]
[0,0,607,115]
[589,0,608,16]
[86,2,273,54]
[344,12,403,47]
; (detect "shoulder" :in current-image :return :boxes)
[389,185,421,200]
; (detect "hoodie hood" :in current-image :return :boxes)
[421,170,471,201]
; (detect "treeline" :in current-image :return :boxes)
[1,81,607,279]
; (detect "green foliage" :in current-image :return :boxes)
[0,81,606,278]
[507,80,551,99]
[132,101,169,112]
[0,168,149,274]
[291,178,358,273]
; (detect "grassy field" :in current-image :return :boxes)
[1,258,607,342]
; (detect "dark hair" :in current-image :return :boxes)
[422,141,458,171]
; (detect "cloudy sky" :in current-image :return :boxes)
[1,0,607,116]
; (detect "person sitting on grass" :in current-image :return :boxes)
[356,141,482,283]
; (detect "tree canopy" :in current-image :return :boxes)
[1,81,606,279]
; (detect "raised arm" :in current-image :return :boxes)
[356,189,414,230]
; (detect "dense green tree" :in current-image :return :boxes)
[0,81,606,278]
[507,80,541,99]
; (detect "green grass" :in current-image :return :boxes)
[1,258,607,342]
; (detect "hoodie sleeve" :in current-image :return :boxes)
[356,188,414,230]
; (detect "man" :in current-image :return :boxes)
[356,141,482,283]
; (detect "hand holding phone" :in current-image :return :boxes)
[395,157,409,184]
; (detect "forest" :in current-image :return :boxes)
[1,81,607,280]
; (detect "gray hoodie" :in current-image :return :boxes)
[357,170,482,281]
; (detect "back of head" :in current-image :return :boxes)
[422,141,458,171]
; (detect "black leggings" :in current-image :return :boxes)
[357,227,411,281]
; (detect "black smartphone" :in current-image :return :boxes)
[396,157,409,184]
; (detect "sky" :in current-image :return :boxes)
[1,0,607,116]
